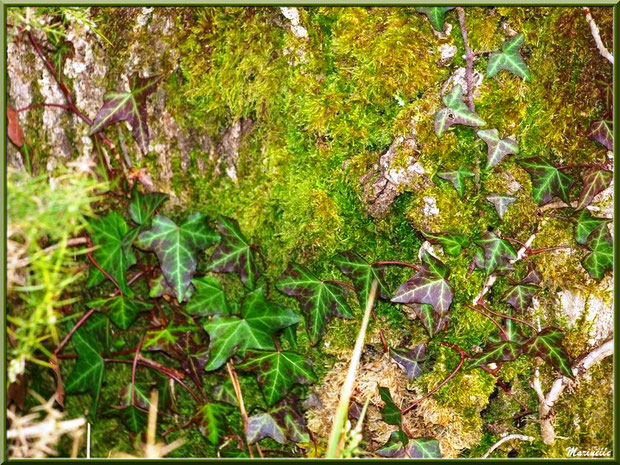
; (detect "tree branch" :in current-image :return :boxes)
[583,7,613,65]
[482,433,535,458]
[456,7,475,111]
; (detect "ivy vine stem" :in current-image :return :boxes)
[53,308,96,356]
[476,301,537,332]
[401,341,465,415]
[372,260,420,271]
[85,235,124,295]
[465,304,510,340]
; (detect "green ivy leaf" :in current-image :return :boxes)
[523,327,573,378]
[128,186,168,225]
[86,295,152,330]
[90,73,163,154]
[574,209,611,245]
[582,223,613,280]
[87,211,137,296]
[467,341,522,369]
[392,268,453,315]
[575,168,613,210]
[195,402,231,445]
[187,276,229,317]
[246,412,287,444]
[213,379,239,406]
[379,386,402,427]
[203,288,300,371]
[487,33,530,81]
[503,284,539,313]
[414,7,455,31]
[517,157,575,206]
[277,263,353,344]
[208,216,261,290]
[474,232,517,275]
[378,432,441,458]
[423,231,470,256]
[437,166,474,197]
[435,85,486,137]
[148,273,180,299]
[238,350,317,406]
[271,405,310,443]
[119,382,152,433]
[333,251,390,305]
[389,343,426,381]
[486,195,516,220]
[421,250,449,278]
[477,129,518,169]
[406,303,442,337]
[65,319,105,420]
[589,119,613,151]
[137,213,219,302]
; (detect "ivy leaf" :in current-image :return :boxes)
[187,276,230,317]
[467,341,522,369]
[271,405,310,443]
[379,387,402,426]
[575,168,613,210]
[203,288,300,371]
[65,319,105,420]
[574,209,611,245]
[90,73,163,154]
[588,119,613,151]
[503,284,539,313]
[523,328,573,378]
[435,85,486,137]
[477,129,519,169]
[87,211,137,296]
[520,267,542,284]
[474,232,517,276]
[486,195,516,220]
[378,432,441,458]
[517,157,575,206]
[238,350,317,407]
[119,382,152,433]
[213,379,239,406]
[208,216,261,290]
[423,231,470,256]
[277,263,353,344]
[421,250,449,278]
[487,33,530,81]
[246,412,287,445]
[137,213,219,302]
[389,343,426,380]
[414,7,455,31]
[143,317,199,356]
[128,186,168,225]
[392,268,453,315]
[407,303,437,337]
[195,402,231,445]
[582,223,613,280]
[333,251,390,305]
[437,166,474,197]
[86,295,152,330]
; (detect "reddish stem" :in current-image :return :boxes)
[53,308,96,355]
[477,301,537,331]
[110,268,146,297]
[401,342,465,415]
[479,366,530,413]
[130,335,146,406]
[85,236,123,294]
[325,279,356,291]
[466,304,510,340]
[527,245,573,256]
[372,261,420,271]
[16,102,71,113]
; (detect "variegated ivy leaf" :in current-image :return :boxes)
[517,157,575,206]
[582,223,613,280]
[437,166,474,197]
[523,327,573,378]
[137,213,219,302]
[487,33,530,81]
[389,343,426,380]
[520,267,542,284]
[575,168,613,210]
[435,85,486,138]
[466,341,522,369]
[148,272,186,299]
[203,288,300,371]
[270,405,310,444]
[475,232,517,276]
[588,119,613,151]
[378,432,441,458]
[333,251,390,305]
[504,284,539,313]
[208,216,260,290]
[87,211,137,296]
[86,295,152,330]
[90,73,163,154]
[423,231,470,257]
[187,275,229,317]
[486,195,517,220]
[277,263,353,344]
[392,268,453,315]
[477,129,518,169]
[414,7,455,32]
[246,412,287,444]
[194,402,232,445]
[122,188,168,253]
[421,250,449,278]
[574,209,611,245]
[407,303,449,337]
[238,349,317,406]
[246,406,310,445]
[119,382,152,433]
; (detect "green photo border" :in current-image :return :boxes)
[1,1,617,463]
